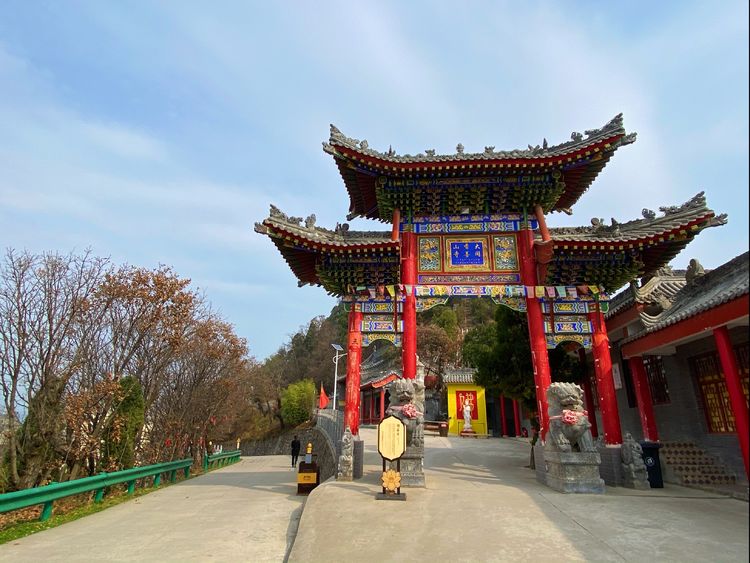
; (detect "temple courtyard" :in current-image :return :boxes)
[1,430,746,562]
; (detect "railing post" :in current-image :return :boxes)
[184,467,190,478]
[203,456,208,471]
[153,474,161,487]
[127,480,136,495]
[94,488,105,503]
[170,470,177,483]
[40,501,53,522]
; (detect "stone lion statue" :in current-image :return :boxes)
[386,379,424,448]
[545,382,596,453]
[621,432,649,487]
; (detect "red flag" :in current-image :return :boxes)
[318,383,330,409]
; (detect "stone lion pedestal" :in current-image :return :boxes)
[543,450,605,494]
[537,382,605,494]
[394,445,425,487]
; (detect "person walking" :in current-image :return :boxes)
[291,435,301,469]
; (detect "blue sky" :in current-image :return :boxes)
[1,1,747,360]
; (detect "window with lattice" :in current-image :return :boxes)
[643,355,670,405]
[690,345,749,434]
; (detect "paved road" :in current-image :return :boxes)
[290,428,749,562]
[2,433,747,562]
[0,456,304,563]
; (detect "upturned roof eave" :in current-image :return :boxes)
[619,252,749,347]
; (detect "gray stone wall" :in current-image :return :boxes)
[240,427,337,482]
[314,408,343,458]
[597,445,624,486]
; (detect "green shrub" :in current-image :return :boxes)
[280,380,316,427]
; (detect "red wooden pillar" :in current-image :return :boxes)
[629,356,659,442]
[578,348,599,438]
[588,310,622,445]
[369,391,375,423]
[345,306,363,435]
[401,230,417,379]
[379,389,385,422]
[513,399,522,436]
[714,326,749,478]
[500,396,508,437]
[517,226,552,438]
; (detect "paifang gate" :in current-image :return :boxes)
[255,113,726,450]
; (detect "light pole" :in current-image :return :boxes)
[331,343,346,411]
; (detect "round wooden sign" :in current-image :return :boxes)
[378,415,406,461]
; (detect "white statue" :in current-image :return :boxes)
[462,399,473,431]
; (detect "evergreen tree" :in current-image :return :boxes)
[102,376,145,470]
[462,305,583,413]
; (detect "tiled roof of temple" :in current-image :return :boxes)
[254,205,400,293]
[358,344,402,385]
[324,114,636,219]
[325,114,635,164]
[543,192,726,291]
[621,252,749,344]
[255,194,725,295]
[606,267,688,319]
[547,192,725,243]
[254,205,397,247]
[443,368,476,385]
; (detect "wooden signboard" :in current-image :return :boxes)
[377,415,407,501]
[378,415,406,461]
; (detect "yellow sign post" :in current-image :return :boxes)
[376,415,407,500]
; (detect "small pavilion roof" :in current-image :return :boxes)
[621,252,749,347]
[443,368,477,385]
[323,114,636,220]
[606,267,688,320]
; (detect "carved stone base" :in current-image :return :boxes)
[542,450,605,494]
[390,445,425,487]
[622,468,650,489]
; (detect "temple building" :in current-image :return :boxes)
[255,113,731,487]
[605,253,749,491]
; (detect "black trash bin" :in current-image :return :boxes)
[640,441,663,488]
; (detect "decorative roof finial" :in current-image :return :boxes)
[685,258,706,284]
[456,143,464,154]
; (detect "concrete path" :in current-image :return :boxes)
[290,428,749,563]
[0,456,304,563]
[1,434,747,562]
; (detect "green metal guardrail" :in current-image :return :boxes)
[202,449,241,471]
[0,457,193,522]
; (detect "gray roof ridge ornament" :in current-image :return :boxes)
[685,258,706,284]
[325,113,634,162]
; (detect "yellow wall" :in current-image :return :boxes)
[446,383,487,436]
